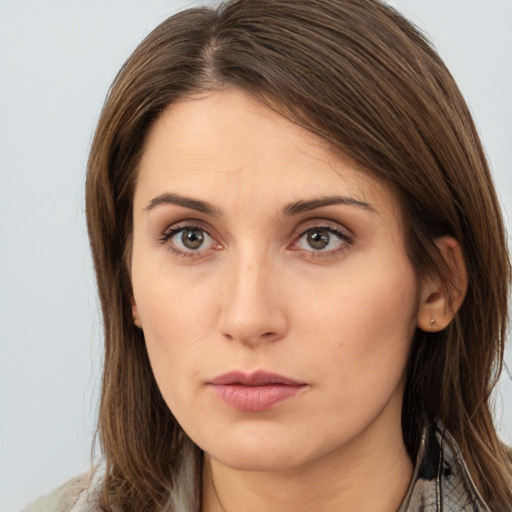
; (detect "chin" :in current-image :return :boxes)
[198,424,336,473]
[208,445,304,472]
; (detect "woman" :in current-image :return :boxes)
[25,0,512,510]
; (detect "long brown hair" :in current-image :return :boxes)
[86,0,512,510]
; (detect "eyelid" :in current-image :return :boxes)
[158,221,222,257]
[159,218,216,240]
[289,220,354,256]
[293,218,354,240]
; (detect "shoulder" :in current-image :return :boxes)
[21,471,101,512]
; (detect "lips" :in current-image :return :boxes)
[207,371,308,411]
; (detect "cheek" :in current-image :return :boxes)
[131,260,220,406]
[132,243,213,343]
[136,289,208,371]
[291,252,419,386]
[136,296,205,418]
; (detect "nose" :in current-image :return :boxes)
[218,250,288,347]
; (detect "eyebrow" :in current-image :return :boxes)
[144,192,374,217]
[282,196,375,216]
[144,193,222,216]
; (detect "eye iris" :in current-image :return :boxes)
[307,230,330,250]
[181,229,204,249]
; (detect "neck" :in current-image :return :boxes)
[201,414,413,512]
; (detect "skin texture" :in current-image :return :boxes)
[131,88,465,512]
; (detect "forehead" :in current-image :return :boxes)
[135,88,400,220]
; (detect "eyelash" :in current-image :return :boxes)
[158,223,354,259]
[158,224,219,258]
[290,225,354,258]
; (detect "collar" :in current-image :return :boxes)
[399,422,491,511]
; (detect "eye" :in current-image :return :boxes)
[164,226,217,255]
[294,226,352,253]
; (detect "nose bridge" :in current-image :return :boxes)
[219,244,287,345]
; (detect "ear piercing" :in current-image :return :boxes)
[429,318,436,327]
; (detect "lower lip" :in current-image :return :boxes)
[209,384,306,411]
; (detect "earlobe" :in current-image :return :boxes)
[417,237,467,332]
[131,296,143,329]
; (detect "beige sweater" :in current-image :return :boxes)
[21,473,98,512]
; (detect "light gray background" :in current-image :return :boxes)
[1,1,511,510]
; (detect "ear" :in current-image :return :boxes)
[417,237,467,332]
[131,296,143,329]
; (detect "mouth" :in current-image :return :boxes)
[207,371,308,411]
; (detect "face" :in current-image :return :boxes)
[131,88,422,472]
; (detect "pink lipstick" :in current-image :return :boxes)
[208,371,308,411]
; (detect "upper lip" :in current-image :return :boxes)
[208,371,306,386]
